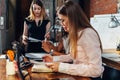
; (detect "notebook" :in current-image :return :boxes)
[31,60,53,72]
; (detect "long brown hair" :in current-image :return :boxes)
[27,0,46,20]
[57,0,102,58]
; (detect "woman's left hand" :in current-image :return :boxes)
[45,62,60,72]
[42,40,51,53]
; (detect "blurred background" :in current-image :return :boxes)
[0,0,119,53]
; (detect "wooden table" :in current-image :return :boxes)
[1,49,119,80]
[0,58,91,80]
[103,49,120,70]
[0,59,21,80]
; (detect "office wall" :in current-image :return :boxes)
[0,0,8,53]
[0,0,16,53]
[90,0,117,17]
[91,14,120,49]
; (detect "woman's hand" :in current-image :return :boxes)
[45,62,60,72]
[42,40,55,53]
[22,35,28,45]
[42,40,51,53]
[42,54,53,62]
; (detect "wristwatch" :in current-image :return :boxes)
[49,49,54,55]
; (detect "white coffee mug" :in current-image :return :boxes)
[6,60,15,75]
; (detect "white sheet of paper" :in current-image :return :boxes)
[102,53,120,58]
[25,53,47,59]
[0,55,6,59]
[31,62,53,72]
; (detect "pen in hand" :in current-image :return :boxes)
[44,26,53,41]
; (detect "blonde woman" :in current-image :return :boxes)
[22,0,51,53]
[43,0,104,79]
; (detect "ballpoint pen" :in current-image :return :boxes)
[46,26,53,35]
[44,26,53,42]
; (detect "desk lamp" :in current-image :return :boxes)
[109,14,120,28]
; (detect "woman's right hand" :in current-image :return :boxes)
[22,35,28,45]
[42,54,53,62]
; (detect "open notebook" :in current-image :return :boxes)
[31,60,53,72]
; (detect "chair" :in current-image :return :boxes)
[102,64,120,80]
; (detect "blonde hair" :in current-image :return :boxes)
[27,0,47,20]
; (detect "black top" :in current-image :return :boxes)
[25,18,50,53]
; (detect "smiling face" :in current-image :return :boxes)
[57,13,69,32]
[32,4,42,17]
